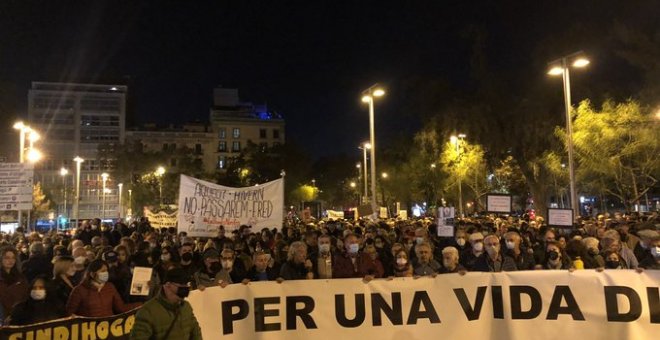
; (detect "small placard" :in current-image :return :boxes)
[487,194,512,213]
[437,207,455,237]
[547,208,574,227]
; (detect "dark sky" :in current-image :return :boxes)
[0,1,654,157]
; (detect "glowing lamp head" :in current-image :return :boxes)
[450,135,458,145]
[350,182,356,188]
[101,173,109,181]
[60,168,69,176]
[548,66,564,76]
[26,148,42,163]
[572,58,590,68]
[364,142,372,149]
[372,89,385,97]
[13,121,25,130]
[156,166,166,176]
[361,95,372,103]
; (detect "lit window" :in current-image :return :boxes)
[232,128,240,138]
[232,141,241,152]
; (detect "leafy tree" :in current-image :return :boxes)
[31,182,52,224]
[439,138,490,210]
[557,99,659,210]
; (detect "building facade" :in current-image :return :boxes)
[125,123,217,173]
[27,82,126,221]
[210,88,285,170]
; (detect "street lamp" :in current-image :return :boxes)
[361,84,385,216]
[118,183,123,219]
[101,173,109,220]
[358,142,371,204]
[450,133,466,217]
[156,166,166,206]
[548,51,589,221]
[73,156,84,226]
[60,168,69,228]
[128,189,133,219]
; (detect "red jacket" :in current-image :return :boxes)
[332,252,382,279]
[66,281,140,317]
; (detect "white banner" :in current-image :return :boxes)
[0,163,33,211]
[143,208,178,228]
[187,270,659,340]
[177,175,284,236]
[326,210,344,220]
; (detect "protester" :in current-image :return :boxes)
[8,277,64,325]
[244,251,279,282]
[438,247,465,274]
[503,231,535,270]
[391,249,413,277]
[413,242,441,276]
[21,242,53,282]
[638,236,660,269]
[0,247,29,316]
[66,259,141,317]
[50,256,77,306]
[309,234,334,279]
[461,232,484,270]
[130,268,202,340]
[474,235,517,272]
[333,234,381,280]
[279,241,314,280]
[540,241,573,270]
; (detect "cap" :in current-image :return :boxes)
[203,248,220,260]
[104,251,118,262]
[164,268,189,285]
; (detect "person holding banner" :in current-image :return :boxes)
[473,235,517,272]
[8,277,65,325]
[130,267,202,340]
[279,241,314,280]
[333,234,381,280]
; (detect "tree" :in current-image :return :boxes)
[31,182,52,223]
[557,99,660,210]
[439,138,491,211]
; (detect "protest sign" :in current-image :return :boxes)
[178,175,284,236]
[547,208,574,227]
[187,270,659,340]
[143,208,177,228]
[486,194,512,213]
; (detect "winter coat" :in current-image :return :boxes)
[130,291,202,340]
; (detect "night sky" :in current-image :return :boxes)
[0,1,655,157]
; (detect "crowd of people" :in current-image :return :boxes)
[0,211,658,329]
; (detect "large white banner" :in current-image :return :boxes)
[144,208,178,228]
[187,270,659,340]
[177,175,283,236]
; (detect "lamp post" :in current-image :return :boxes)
[13,122,31,229]
[548,52,589,221]
[156,166,166,207]
[450,133,466,217]
[361,85,385,216]
[128,189,133,219]
[101,173,109,220]
[73,157,84,226]
[358,142,371,203]
[60,168,69,228]
[118,183,123,219]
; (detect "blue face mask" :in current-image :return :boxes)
[348,243,359,254]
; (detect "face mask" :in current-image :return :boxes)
[473,242,484,252]
[96,272,109,283]
[176,286,190,298]
[319,244,331,253]
[415,237,425,245]
[74,256,86,265]
[31,289,46,301]
[396,258,407,266]
[605,260,620,269]
[651,247,660,258]
[221,260,233,269]
[348,244,359,254]
[375,242,384,249]
[181,252,193,262]
[161,254,171,262]
[486,245,499,256]
[456,238,466,247]
[547,251,560,261]
[505,241,516,250]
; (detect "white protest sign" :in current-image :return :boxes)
[436,207,455,237]
[0,163,33,211]
[187,270,660,340]
[486,194,512,213]
[326,210,344,220]
[547,208,574,227]
[144,208,178,228]
[177,175,284,236]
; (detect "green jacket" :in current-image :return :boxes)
[130,291,202,340]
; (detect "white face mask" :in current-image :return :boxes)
[319,244,331,253]
[74,256,86,265]
[31,289,46,301]
[348,244,360,254]
[96,272,109,284]
[396,258,408,266]
[473,242,484,252]
[456,238,466,247]
[506,241,516,250]
[415,237,425,245]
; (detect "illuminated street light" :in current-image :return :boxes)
[26,148,42,163]
[73,157,84,225]
[548,51,589,221]
[350,182,356,188]
[60,168,69,228]
[358,142,370,203]
[101,173,109,220]
[361,84,385,216]
[450,133,466,217]
[118,183,123,219]
[155,166,166,206]
[381,172,388,179]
